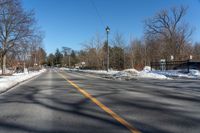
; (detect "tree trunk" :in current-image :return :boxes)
[0,54,2,74]
[2,54,6,75]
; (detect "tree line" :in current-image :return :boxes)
[0,0,46,74]
[47,6,200,70]
[47,47,78,68]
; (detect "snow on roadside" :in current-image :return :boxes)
[81,69,119,75]
[138,71,169,79]
[153,69,200,79]
[143,66,152,72]
[189,69,200,77]
[112,68,139,80]
[62,66,200,80]
[138,66,200,79]
[138,66,169,79]
[112,68,169,80]
[62,67,169,80]
[0,69,46,93]
[60,67,119,75]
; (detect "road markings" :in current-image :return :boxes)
[58,72,141,133]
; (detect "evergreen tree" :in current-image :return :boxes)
[70,50,78,67]
[47,54,55,66]
[54,48,63,66]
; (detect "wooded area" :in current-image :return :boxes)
[47,6,200,70]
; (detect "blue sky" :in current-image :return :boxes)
[22,0,200,54]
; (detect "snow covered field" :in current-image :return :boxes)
[0,69,46,93]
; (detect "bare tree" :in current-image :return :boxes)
[82,34,104,69]
[145,6,193,60]
[193,42,200,60]
[111,32,126,69]
[29,34,44,67]
[129,39,146,70]
[0,0,35,74]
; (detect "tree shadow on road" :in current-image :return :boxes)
[0,82,128,133]
[73,78,200,133]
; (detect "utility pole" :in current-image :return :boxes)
[106,26,110,72]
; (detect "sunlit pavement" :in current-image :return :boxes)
[0,70,200,133]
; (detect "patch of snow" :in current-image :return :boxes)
[123,68,139,74]
[80,69,119,75]
[188,69,200,77]
[0,69,46,93]
[112,67,169,80]
[138,71,169,79]
[61,68,119,75]
[0,69,13,74]
[60,67,72,71]
[143,66,152,72]
[152,69,200,79]
[61,67,169,80]
[111,68,140,80]
[112,71,134,80]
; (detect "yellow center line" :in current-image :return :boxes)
[58,72,141,133]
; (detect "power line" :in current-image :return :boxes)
[90,0,106,28]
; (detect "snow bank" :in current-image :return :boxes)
[123,68,139,74]
[141,66,200,79]
[80,69,119,75]
[0,69,46,93]
[138,71,169,79]
[188,69,200,77]
[62,66,200,80]
[137,66,169,79]
[0,69,14,75]
[153,69,200,79]
[143,66,152,72]
[62,67,169,80]
[111,69,139,80]
[61,68,119,75]
[112,67,169,80]
[60,67,70,71]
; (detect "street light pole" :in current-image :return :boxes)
[106,26,110,72]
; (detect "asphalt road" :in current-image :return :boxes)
[0,69,200,133]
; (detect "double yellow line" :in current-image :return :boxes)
[59,72,141,133]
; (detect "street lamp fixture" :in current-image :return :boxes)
[106,26,110,33]
[105,26,110,72]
